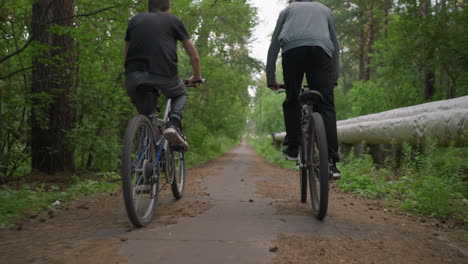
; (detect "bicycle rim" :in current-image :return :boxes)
[307,113,329,220]
[171,151,185,199]
[121,115,158,227]
[299,142,307,203]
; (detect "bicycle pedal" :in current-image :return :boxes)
[135,185,151,194]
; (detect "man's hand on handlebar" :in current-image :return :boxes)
[187,76,204,87]
[268,82,281,91]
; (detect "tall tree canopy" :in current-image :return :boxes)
[253,0,467,135]
[0,0,260,180]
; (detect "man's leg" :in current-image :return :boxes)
[282,47,307,159]
[125,72,156,116]
[158,78,189,151]
[304,46,340,164]
[160,78,188,122]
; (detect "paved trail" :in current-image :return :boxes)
[123,140,324,263]
[0,140,466,263]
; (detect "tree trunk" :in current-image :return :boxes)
[0,85,5,184]
[364,2,376,81]
[423,72,435,100]
[358,11,367,81]
[31,0,75,173]
[383,0,391,37]
[419,0,435,100]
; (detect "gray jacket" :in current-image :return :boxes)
[266,2,340,85]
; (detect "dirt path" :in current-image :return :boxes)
[0,140,466,263]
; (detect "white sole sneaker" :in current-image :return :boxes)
[283,153,299,161]
[329,172,341,180]
[164,128,189,151]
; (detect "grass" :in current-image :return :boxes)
[248,136,298,171]
[250,136,468,222]
[0,172,120,229]
[186,135,240,168]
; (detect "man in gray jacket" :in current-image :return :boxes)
[266,0,341,178]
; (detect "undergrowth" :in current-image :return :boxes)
[186,135,239,167]
[248,136,298,171]
[0,172,120,229]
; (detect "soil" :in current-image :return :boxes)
[0,160,214,264]
[0,142,466,264]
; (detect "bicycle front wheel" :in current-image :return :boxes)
[170,150,185,199]
[306,112,329,220]
[121,115,158,227]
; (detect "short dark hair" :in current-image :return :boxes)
[148,0,170,12]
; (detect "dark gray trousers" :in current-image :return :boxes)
[125,71,188,120]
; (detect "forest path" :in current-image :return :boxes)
[0,139,466,264]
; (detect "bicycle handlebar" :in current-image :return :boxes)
[183,78,206,86]
[277,82,338,89]
[278,84,309,89]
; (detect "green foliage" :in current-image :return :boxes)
[253,1,467,131]
[337,153,389,198]
[338,144,468,221]
[186,135,239,168]
[248,136,297,171]
[334,85,353,120]
[0,172,120,228]
[0,0,260,177]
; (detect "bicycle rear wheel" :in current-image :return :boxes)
[170,150,185,199]
[306,112,329,220]
[121,115,158,227]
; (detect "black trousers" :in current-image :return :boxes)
[282,46,340,162]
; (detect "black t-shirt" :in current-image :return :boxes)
[124,12,189,78]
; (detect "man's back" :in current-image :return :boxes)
[125,12,189,79]
[266,0,339,86]
[278,2,334,57]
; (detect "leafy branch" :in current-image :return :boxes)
[47,4,123,24]
[0,38,33,65]
[0,67,33,80]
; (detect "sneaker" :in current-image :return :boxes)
[164,118,189,152]
[282,145,299,161]
[329,162,341,180]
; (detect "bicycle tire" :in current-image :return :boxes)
[299,142,307,203]
[170,150,185,199]
[300,167,307,203]
[307,112,329,220]
[121,115,158,227]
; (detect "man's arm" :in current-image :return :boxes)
[266,10,286,90]
[328,11,340,84]
[181,39,201,84]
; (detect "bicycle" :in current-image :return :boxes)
[121,79,204,227]
[279,84,329,220]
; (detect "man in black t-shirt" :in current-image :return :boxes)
[124,0,201,151]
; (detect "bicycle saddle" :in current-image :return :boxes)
[298,90,324,106]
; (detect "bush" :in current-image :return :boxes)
[248,136,297,171]
[338,143,467,222]
[0,172,120,229]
